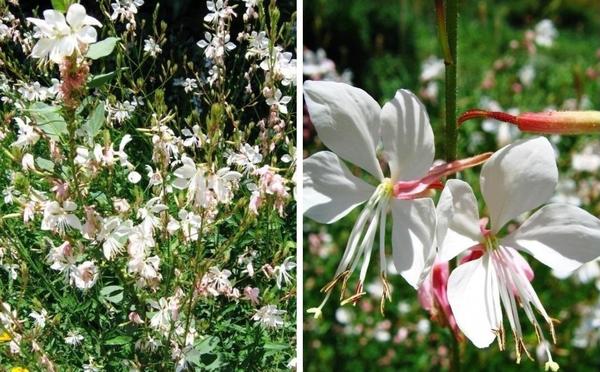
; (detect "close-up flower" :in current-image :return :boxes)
[27,3,102,63]
[437,137,600,366]
[303,81,438,316]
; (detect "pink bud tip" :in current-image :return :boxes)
[458,109,600,135]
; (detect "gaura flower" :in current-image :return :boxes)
[303,81,439,317]
[437,137,600,368]
[27,4,102,64]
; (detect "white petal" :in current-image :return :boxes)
[50,36,76,63]
[303,151,375,224]
[304,81,383,180]
[380,89,435,181]
[502,203,600,273]
[436,179,482,261]
[31,38,54,59]
[480,137,557,233]
[391,198,436,288]
[83,15,102,28]
[76,26,97,44]
[128,171,141,184]
[43,9,66,27]
[66,215,82,230]
[66,3,87,29]
[447,255,502,348]
[27,18,53,35]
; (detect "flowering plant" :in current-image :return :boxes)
[303,1,600,370]
[0,0,296,370]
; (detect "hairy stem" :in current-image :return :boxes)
[444,0,458,164]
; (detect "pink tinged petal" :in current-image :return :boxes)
[304,81,383,180]
[502,203,600,273]
[390,198,436,289]
[447,255,502,348]
[436,179,482,261]
[380,89,435,182]
[480,137,557,233]
[76,26,97,44]
[303,151,375,224]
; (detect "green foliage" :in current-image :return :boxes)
[86,37,120,60]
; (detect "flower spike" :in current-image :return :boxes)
[458,109,600,134]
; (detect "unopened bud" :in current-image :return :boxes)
[459,109,600,134]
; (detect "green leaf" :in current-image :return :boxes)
[28,102,67,141]
[35,157,55,172]
[263,342,288,351]
[82,103,105,142]
[88,68,128,89]
[51,0,69,12]
[194,336,218,355]
[86,37,120,60]
[100,285,124,304]
[104,335,132,346]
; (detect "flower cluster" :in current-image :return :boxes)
[0,1,295,369]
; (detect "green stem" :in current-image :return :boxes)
[444,0,458,164]
[439,0,461,370]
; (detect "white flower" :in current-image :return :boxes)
[198,267,233,297]
[143,36,161,57]
[227,143,263,172]
[64,330,84,346]
[303,81,437,317]
[572,142,600,173]
[175,78,198,93]
[518,63,535,87]
[46,241,76,274]
[208,167,241,204]
[21,153,35,171]
[437,137,600,366]
[11,117,40,149]
[128,225,155,257]
[204,1,235,24]
[172,156,208,207]
[252,305,285,328]
[196,31,235,59]
[106,100,136,124]
[111,0,144,22]
[127,171,141,183]
[266,89,291,114]
[70,261,99,290]
[41,201,82,236]
[29,309,47,328]
[420,55,445,81]
[27,4,102,63]
[182,125,206,148]
[534,19,558,47]
[274,256,296,289]
[97,217,133,260]
[137,197,168,233]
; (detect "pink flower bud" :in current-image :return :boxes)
[459,109,600,134]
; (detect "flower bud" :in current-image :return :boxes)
[459,109,600,134]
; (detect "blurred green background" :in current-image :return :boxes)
[303,0,600,371]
